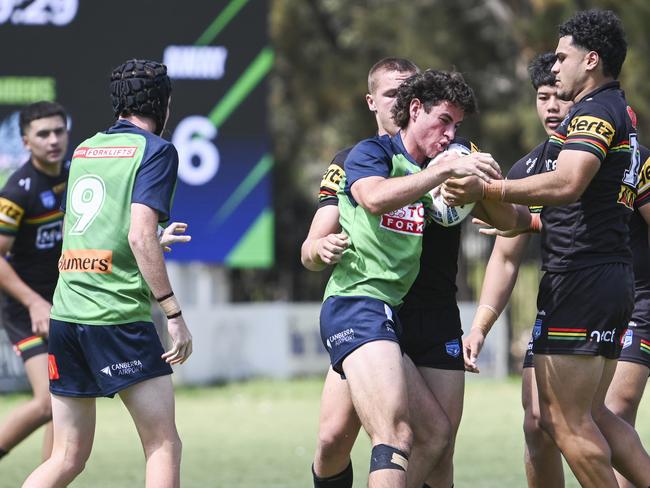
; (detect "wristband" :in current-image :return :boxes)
[471,304,500,335]
[529,213,542,233]
[483,180,505,201]
[157,292,181,319]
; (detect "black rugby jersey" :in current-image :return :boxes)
[318,146,353,208]
[507,139,558,215]
[541,81,635,272]
[630,145,650,304]
[316,137,476,307]
[0,160,68,298]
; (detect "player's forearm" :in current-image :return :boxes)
[486,172,581,206]
[474,201,522,231]
[472,235,529,334]
[0,258,46,308]
[129,227,174,299]
[355,165,450,215]
[301,237,327,272]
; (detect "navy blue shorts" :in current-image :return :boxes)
[48,319,173,398]
[320,296,402,375]
[399,303,464,370]
[532,264,634,360]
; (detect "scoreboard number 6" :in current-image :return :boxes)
[69,175,106,235]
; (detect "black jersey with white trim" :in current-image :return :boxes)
[506,139,558,214]
[0,160,69,294]
[630,145,650,296]
[541,81,635,272]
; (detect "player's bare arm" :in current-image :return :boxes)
[446,150,601,207]
[463,233,530,372]
[300,205,348,271]
[0,234,51,337]
[129,203,192,365]
[351,152,500,215]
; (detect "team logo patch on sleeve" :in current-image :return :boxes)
[0,197,24,228]
[567,116,615,146]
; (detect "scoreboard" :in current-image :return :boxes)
[0,0,273,267]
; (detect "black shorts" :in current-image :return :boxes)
[531,263,634,359]
[1,302,48,362]
[48,319,173,398]
[320,296,402,376]
[522,337,534,369]
[619,321,650,370]
[399,302,464,371]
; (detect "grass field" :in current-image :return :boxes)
[1,376,648,487]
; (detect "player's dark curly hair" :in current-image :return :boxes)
[391,69,477,129]
[367,57,420,94]
[528,52,557,90]
[558,9,626,79]
[19,101,67,135]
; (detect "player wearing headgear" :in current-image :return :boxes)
[443,10,650,486]
[0,101,69,463]
[23,60,192,488]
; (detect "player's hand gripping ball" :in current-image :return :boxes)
[428,143,476,227]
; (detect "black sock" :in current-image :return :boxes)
[0,448,8,459]
[312,461,353,488]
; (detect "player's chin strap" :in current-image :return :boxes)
[156,292,182,319]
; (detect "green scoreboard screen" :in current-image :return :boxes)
[0,0,273,267]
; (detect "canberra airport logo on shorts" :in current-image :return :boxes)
[100,359,143,377]
[58,249,112,273]
[380,203,425,235]
[326,328,355,349]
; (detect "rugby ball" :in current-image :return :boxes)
[428,143,475,227]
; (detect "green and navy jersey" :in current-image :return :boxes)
[51,119,178,325]
[542,81,635,271]
[0,160,68,299]
[319,137,474,308]
[324,132,432,307]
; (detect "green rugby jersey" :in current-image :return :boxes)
[324,133,432,307]
[51,120,178,325]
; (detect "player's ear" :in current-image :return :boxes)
[409,98,422,122]
[366,93,376,112]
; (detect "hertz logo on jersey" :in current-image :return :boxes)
[320,163,344,194]
[0,197,24,227]
[567,116,615,146]
[58,249,113,273]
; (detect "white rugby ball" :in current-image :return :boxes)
[428,143,475,227]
